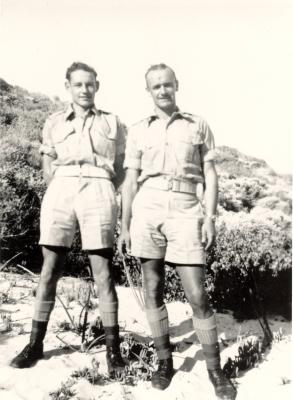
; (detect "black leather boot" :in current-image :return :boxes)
[151,357,174,390]
[10,320,47,368]
[104,325,126,378]
[106,346,126,378]
[10,342,44,368]
[208,368,237,399]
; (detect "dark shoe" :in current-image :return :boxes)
[106,346,126,378]
[208,368,237,400]
[152,358,174,390]
[10,343,44,368]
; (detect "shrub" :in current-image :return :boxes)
[218,177,267,213]
[206,222,292,319]
[0,81,291,321]
[0,163,44,271]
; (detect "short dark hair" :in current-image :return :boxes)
[65,62,98,81]
[145,63,177,84]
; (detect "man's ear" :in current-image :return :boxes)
[65,79,70,91]
[175,79,179,91]
[95,80,100,92]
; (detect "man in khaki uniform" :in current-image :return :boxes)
[118,64,236,399]
[10,62,126,376]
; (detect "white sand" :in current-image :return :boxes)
[0,272,292,400]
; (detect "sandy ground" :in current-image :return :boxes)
[0,272,292,400]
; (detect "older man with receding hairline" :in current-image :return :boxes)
[118,63,236,399]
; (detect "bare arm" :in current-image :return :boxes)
[202,160,218,250]
[118,168,140,254]
[42,154,55,186]
[112,153,126,191]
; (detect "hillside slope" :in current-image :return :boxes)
[0,78,291,320]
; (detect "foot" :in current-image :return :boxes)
[106,346,126,378]
[152,358,174,390]
[208,368,237,400]
[10,343,44,368]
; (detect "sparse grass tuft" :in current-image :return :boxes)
[49,380,76,400]
[0,314,12,333]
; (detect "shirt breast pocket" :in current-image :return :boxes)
[141,137,161,168]
[174,131,196,163]
[51,123,75,161]
[90,124,116,159]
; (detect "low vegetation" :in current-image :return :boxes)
[0,77,291,321]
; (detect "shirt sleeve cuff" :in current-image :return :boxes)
[123,157,141,169]
[39,144,57,158]
[203,149,216,162]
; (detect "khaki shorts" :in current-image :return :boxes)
[130,187,206,264]
[39,177,117,250]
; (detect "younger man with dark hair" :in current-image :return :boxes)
[10,62,126,377]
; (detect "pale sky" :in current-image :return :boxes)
[0,0,292,174]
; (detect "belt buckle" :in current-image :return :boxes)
[167,178,173,190]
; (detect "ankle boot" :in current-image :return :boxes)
[104,325,126,378]
[10,320,47,368]
[208,368,237,400]
[106,345,126,378]
[10,342,44,368]
[151,357,174,390]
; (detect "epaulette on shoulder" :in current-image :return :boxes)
[182,112,201,121]
[48,108,67,119]
[130,116,153,129]
[99,109,111,115]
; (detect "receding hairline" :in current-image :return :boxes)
[145,63,177,84]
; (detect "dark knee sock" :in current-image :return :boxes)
[103,325,120,348]
[146,304,172,360]
[30,320,48,345]
[192,314,221,370]
[30,300,55,345]
[99,301,119,348]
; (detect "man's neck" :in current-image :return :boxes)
[72,103,93,118]
[155,106,178,120]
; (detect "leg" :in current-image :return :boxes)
[88,249,125,376]
[142,258,165,309]
[177,265,236,400]
[10,246,67,368]
[142,258,174,390]
[176,265,218,367]
[176,264,212,317]
[89,248,118,329]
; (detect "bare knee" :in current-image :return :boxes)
[40,246,66,285]
[90,261,116,299]
[144,278,164,308]
[186,286,211,316]
[95,269,114,292]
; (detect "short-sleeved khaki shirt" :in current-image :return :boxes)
[40,105,126,178]
[124,111,215,184]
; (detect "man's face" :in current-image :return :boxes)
[146,68,178,112]
[65,69,98,110]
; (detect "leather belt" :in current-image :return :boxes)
[142,176,198,194]
[54,165,111,179]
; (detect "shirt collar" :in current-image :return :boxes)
[147,108,191,125]
[64,104,100,121]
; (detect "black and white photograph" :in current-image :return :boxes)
[0,1,292,399]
